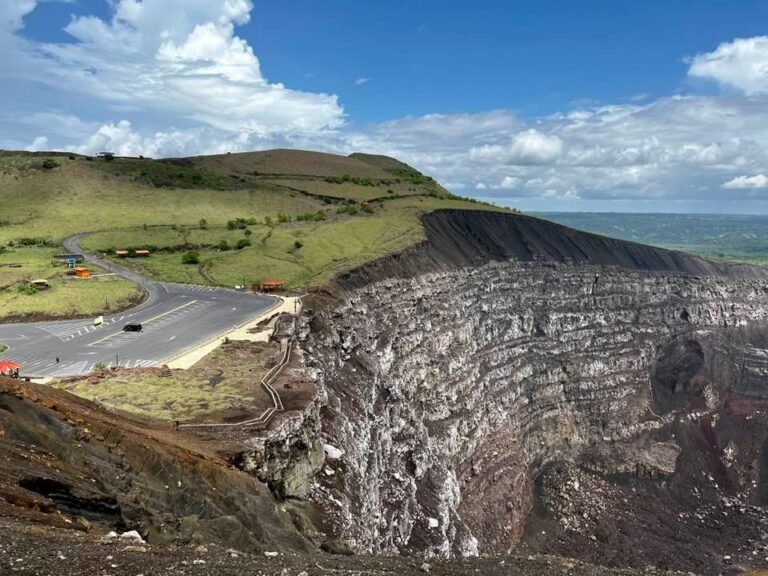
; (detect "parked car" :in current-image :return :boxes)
[93,315,104,327]
[122,323,143,333]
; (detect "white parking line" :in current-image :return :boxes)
[89,300,199,347]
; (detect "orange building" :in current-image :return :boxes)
[260,279,284,292]
[74,267,91,279]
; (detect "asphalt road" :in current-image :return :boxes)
[0,236,278,377]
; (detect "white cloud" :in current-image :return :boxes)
[333,93,768,205]
[469,129,563,165]
[1,0,36,32]
[3,0,344,137]
[723,174,768,189]
[355,77,370,86]
[688,36,768,94]
[498,176,519,189]
[25,135,48,151]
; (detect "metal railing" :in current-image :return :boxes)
[177,339,291,432]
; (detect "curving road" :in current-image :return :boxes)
[0,235,279,378]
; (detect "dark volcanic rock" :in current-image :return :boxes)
[338,210,768,288]
[295,210,768,574]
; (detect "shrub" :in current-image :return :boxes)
[296,210,327,222]
[235,238,251,250]
[324,174,376,186]
[277,213,292,223]
[337,204,359,216]
[264,216,273,227]
[227,218,248,230]
[199,218,207,229]
[293,240,304,250]
[181,250,200,264]
[244,229,252,237]
[16,237,55,247]
[93,362,107,371]
[218,240,231,251]
[16,283,39,295]
[41,159,59,170]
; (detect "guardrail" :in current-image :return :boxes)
[177,339,291,433]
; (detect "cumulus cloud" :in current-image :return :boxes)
[0,0,36,32]
[4,0,344,136]
[470,129,564,165]
[723,174,768,189]
[688,36,768,94]
[499,176,519,189]
[336,93,768,206]
[25,135,48,152]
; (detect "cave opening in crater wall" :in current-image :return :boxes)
[651,337,706,415]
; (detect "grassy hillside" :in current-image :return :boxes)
[0,149,506,318]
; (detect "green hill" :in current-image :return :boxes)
[0,149,506,321]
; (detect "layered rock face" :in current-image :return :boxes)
[298,211,768,564]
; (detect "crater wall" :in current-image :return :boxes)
[303,261,768,556]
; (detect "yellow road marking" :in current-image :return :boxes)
[88,300,198,346]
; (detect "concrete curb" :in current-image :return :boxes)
[162,295,283,370]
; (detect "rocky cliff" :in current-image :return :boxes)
[294,210,768,573]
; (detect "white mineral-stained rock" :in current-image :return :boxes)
[299,260,768,558]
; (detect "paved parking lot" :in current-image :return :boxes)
[0,282,278,377]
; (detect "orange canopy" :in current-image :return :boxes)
[0,360,20,371]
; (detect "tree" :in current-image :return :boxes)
[264,216,273,227]
[181,251,200,264]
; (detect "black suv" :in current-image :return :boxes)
[122,323,143,333]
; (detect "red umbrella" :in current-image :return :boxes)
[0,360,21,372]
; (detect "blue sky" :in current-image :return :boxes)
[4,0,768,213]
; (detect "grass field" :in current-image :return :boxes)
[0,149,506,315]
[59,341,277,421]
[81,196,474,288]
[0,246,142,321]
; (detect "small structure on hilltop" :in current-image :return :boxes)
[74,267,91,279]
[53,254,84,265]
[259,279,284,292]
[30,279,50,290]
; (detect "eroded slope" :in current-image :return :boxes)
[293,210,768,574]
